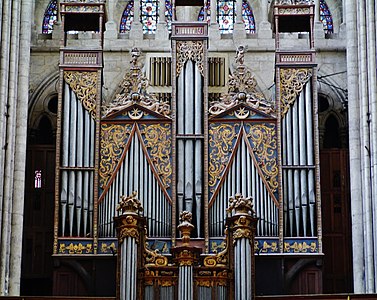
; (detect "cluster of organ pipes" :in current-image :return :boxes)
[99,133,172,238]
[282,82,316,237]
[177,60,203,237]
[60,83,95,237]
[209,135,279,237]
[149,56,172,86]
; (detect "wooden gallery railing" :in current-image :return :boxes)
[114,192,258,300]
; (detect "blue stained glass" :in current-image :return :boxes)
[120,1,134,33]
[198,1,211,23]
[165,0,173,32]
[218,0,235,34]
[142,0,158,34]
[319,0,333,34]
[42,0,58,34]
[242,0,255,34]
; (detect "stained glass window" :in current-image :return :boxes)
[319,0,333,34]
[242,0,255,34]
[120,0,134,33]
[198,1,210,23]
[165,0,173,32]
[218,0,235,34]
[141,0,158,34]
[42,0,58,34]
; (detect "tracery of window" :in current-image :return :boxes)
[199,0,255,34]
[165,0,173,32]
[218,0,235,34]
[319,0,333,34]
[42,0,58,34]
[141,0,158,34]
[120,0,134,33]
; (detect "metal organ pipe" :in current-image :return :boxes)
[99,134,171,238]
[209,138,278,237]
[282,81,316,237]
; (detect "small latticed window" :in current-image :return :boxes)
[120,0,134,33]
[208,57,226,87]
[42,0,58,34]
[319,0,333,34]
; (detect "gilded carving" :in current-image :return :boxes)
[59,242,93,254]
[103,48,170,117]
[275,0,313,5]
[176,41,204,77]
[140,124,172,189]
[209,46,274,117]
[208,123,240,193]
[175,249,196,266]
[254,240,279,253]
[280,68,312,117]
[177,211,194,246]
[99,124,132,188]
[284,241,317,253]
[100,242,116,254]
[64,71,97,119]
[204,241,228,267]
[144,242,169,267]
[246,123,278,193]
[118,227,139,244]
[117,191,143,215]
[65,5,101,12]
[227,194,255,216]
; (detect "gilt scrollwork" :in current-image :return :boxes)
[99,124,133,188]
[246,123,278,193]
[102,48,170,118]
[116,191,143,215]
[139,124,172,190]
[176,41,204,77]
[203,241,228,267]
[209,46,274,117]
[280,68,312,117]
[144,242,169,267]
[208,123,240,194]
[64,71,98,119]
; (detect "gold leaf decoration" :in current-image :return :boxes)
[280,68,312,117]
[176,41,204,77]
[99,124,133,188]
[208,123,240,192]
[139,124,172,189]
[64,71,97,119]
[246,123,278,193]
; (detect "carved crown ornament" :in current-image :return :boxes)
[102,48,171,118]
[209,46,275,118]
[116,191,143,215]
[227,193,256,217]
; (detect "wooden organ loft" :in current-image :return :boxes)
[53,0,321,298]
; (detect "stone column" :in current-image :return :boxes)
[209,0,220,39]
[130,0,143,40]
[258,1,272,37]
[345,0,369,293]
[227,194,258,300]
[156,0,168,40]
[114,192,144,300]
[314,0,324,37]
[8,0,33,294]
[233,0,246,39]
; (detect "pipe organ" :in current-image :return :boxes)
[53,1,322,298]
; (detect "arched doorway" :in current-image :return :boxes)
[318,94,353,293]
[21,85,58,295]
